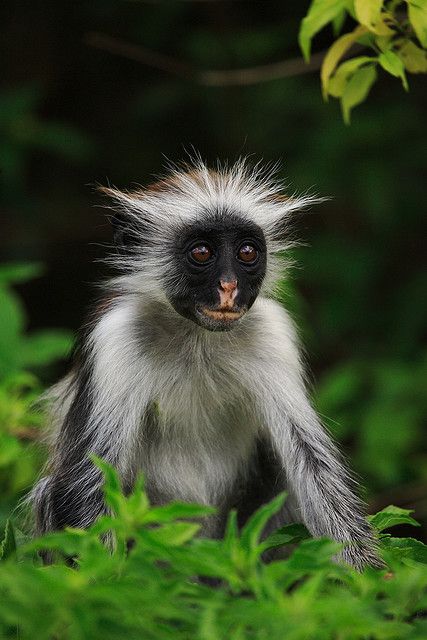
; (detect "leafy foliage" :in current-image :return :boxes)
[0,263,72,376]
[0,461,426,640]
[301,0,427,121]
[0,264,72,527]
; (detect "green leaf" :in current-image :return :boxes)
[0,262,43,285]
[369,505,420,532]
[332,9,346,35]
[0,433,22,466]
[397,38,427,72]
[0,286,26,375]
[19,330,73,367]
[341,63,377,123]
[381,535,427,563]
[355,0,394,34]
[240,492,286,551]
[0,519,17,560]
[407,0,427,47]
[147,522,200,546]
[328,55,375,97]
[379,50,409,89]
[261,523,311,552]
[143,501,215,524]
[286,538,342,571]
[299,0,347,60]
[321,25,368,98]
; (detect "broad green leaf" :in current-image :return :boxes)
[341,63,377,123]
[332,9,346,35]
[321,25,367,98]
[0,262,43,285]
[0,520,17,560]
[381,535,427,563]
[397,39,427,72]
[19,330,72,367]
[261,523,311,552]
[407,0,427,47]
[240,492,286,551]
[299,0,347,60]
[328,56,375,97]
[355,0,394,34]
[379,49,409,89]
[369,505,420,531]
[286,538,341,571]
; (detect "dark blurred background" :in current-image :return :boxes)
[1,1,426,539]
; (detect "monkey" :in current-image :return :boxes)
[32,160,380,570]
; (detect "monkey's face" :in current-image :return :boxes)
[165,214,267,331]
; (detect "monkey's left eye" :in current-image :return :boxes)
[237,244,258,264]
[189,244,213,264]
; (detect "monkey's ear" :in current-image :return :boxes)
[110,211,134,248]
[98,186,144,249]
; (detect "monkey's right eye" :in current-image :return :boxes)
[189,245,213,264]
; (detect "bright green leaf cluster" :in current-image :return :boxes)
[300,0,427,122]
[0,460,426,640]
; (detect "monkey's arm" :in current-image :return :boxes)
[33,299,153,534]
[254,303,380,569]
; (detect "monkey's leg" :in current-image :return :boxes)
[229,437,297,560]
[32,461,106,535]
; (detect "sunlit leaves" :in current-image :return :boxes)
[299,0,347,61]
[378,50,409,89]
[321,25,368,98]
[341,63,377,123]
[301,0,427,122]
[407,0,427,47]
[354,0,394,35]
[397,39,427,71]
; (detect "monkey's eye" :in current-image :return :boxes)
[189,244,213,264]
[237,244,258,264]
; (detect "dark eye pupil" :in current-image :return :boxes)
[239,245,257,263]
[190,245,212,263]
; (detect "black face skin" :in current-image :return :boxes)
[164,211,267,331]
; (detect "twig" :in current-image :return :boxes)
[85,32,327,86]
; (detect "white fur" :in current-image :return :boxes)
[33,161,378,568]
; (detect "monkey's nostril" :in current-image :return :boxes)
[219,279,238,292]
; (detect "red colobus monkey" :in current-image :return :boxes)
[32,160,380,569]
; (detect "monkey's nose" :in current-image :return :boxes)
[219,279,238,292]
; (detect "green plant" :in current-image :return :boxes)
[0,263,72,526]
[0,459,426,640]
[300,0,427,121]
[0,263,72,376]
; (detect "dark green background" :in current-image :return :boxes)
[1,1,426,538]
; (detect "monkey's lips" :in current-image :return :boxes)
[199,307,246,322]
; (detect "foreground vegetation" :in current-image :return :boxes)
[0,459,426,640]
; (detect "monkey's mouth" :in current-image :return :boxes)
[199,307,246,322]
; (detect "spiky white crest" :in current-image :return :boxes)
[100,159,322,297]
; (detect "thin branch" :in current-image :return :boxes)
[85,32,326,86]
